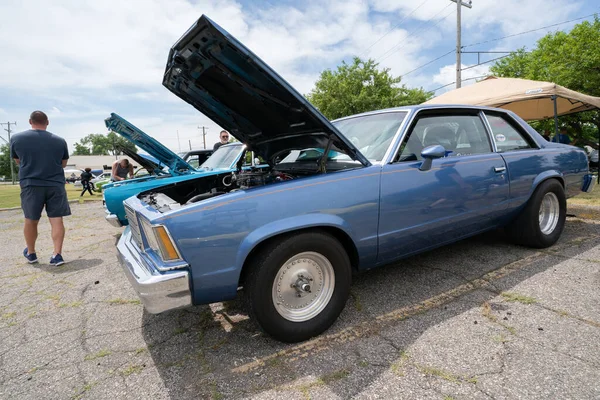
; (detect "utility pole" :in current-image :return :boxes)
[198,126,208,149]
[1,121,17,184]
[451,0,472,88]
[176,130,181,152]
[188,140,192,151]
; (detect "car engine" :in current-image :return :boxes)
[232,168,294,190]
[139,168,296,212]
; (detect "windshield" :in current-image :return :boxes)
[200,145,242,170]
[332,111,407,162]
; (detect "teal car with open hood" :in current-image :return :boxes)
[116,15,595,343]
[102,114,252,227]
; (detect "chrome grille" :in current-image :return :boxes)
[124,204,143,249]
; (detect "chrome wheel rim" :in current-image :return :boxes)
[539,192,560,235]
[272,251,335,322]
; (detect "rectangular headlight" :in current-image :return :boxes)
[139,218,181,262]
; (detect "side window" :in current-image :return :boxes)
[396,115,491,162]
[187,155,200,168]
[485,113,532,152]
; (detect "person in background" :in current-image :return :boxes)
[584,145,599,169]
[551,127,572,144]
[111,158,134,181]
[10,110,70,266]
[213,130,230,151]
[541,130,551,141]
[80,168,94,196]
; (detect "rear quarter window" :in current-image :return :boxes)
[485,113,536,152]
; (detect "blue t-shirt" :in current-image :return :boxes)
[10,129,69,188]
[551,133,571,144]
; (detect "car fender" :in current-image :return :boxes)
[530,170,564,196]
[235,213,357,276]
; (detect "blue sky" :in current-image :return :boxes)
[0,0,598,153]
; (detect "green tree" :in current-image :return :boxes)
[73,142,91,155]
[306,57,432,120]
[73,132,137,155]
[490,17,600,148]
[0,144,18,179]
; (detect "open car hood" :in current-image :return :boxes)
[162,15,370,166]
[105,113,195,175]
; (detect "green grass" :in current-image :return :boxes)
[568,185,600,206]
[106,298,141,305]
[0,184,102,208]
[501,292,537,305]
[84,349,111,361]
[121,364,145,376]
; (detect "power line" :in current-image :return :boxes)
[357,0,432,58]
[400,49,455,77]
[376,4,455,63]
[463,12,599,48]
[427,75,488,92]
[460,54,510,71]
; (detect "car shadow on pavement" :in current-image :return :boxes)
[140,219,600,399]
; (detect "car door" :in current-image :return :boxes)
[377,110,510,263]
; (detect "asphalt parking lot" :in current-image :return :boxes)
[1,201,599,399]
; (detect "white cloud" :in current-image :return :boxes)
[431,63,491,94]
[0,0,588,152]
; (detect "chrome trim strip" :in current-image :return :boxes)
[479,111,498,153]
[380,110,415,165]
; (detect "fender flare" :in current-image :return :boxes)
[530,170,565,196]
[234,214,356,279]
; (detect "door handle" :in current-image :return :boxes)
[494,166,506,173]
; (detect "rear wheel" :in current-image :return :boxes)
[244,231,351,343]
[506,179,566,248]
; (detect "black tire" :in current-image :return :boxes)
[506,179,566,248]
[244,231,351,343]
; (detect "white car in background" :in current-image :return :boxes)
[91,172,112,188]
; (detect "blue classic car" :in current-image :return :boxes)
[102,114,248,227]
[116,15,596,343]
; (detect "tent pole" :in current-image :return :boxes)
[552,95,559,139]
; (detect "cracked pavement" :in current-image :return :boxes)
[1,201,599,399]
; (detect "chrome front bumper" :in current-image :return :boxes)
[105,213,123,227]
[116,227,192,314]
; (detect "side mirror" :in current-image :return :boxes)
[419,145,446,171]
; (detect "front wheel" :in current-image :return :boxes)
[244,231,351,343]
[507,179,566,248]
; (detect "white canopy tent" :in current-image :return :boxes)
[424,76,600,133]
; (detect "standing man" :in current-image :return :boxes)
[213,130,230,151]
[110,158,134,181]
[10,111,71,266]
[551,127,572,144]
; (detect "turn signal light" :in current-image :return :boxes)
[153,226,180,261]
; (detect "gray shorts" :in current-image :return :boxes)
[20,186,72,220]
